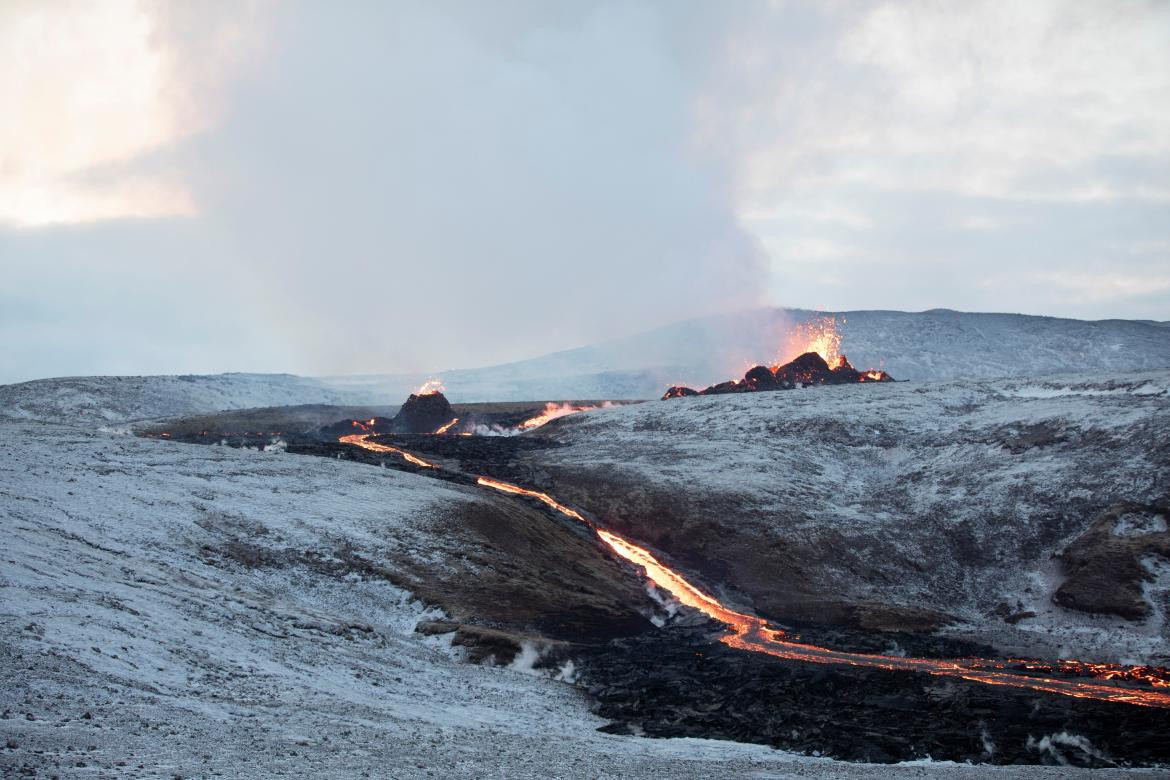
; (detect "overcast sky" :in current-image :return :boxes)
[2,0,1168,383]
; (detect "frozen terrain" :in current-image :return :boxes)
[5,420,1148,777]
[0,373,352,426]
[518,370,1170,664]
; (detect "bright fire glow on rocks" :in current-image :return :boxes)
[339,433,437,468]
[434,417,459,435]
[343,435,1170,708]
[415,379,445,396]
[777,315,843,367]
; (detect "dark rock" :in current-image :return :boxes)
[317,416,395,438]
[580,626,1170,766]
[1053,500,1170,620]
[661,386,699,400]
[743,365,780,391]
[700,380,748,396]
[829,355,862,381]
[665,351,894,399]
[773,351,834,385]
[391,391,456,434]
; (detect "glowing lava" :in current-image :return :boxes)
[517,402,613,431]
[779,315,843,368]
[415,379,445,396]
[343,436,1170,709]
[339,433,438,468]
[434,418,460,435]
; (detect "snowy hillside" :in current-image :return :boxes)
[521,371,1170,664]
[0,373,358,425]
[2,420,1132,777]
[324,308,1170,401]
[6,310,1168,420]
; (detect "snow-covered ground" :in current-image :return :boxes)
[525,370,1170,664]
[2,419,1157,777]
[0,373,353,426]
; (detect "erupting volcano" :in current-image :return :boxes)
[390,381,457,434]
[664,316,892,399]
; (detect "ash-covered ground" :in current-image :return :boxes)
[3,369,1170,776]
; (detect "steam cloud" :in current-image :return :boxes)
[3,1,1167,383]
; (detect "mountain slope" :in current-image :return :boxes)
[6,309,1169,420]
[516,370,1170,663]
[3,419,1127,778]
[330,308,1170,401]
[0,373,353,425]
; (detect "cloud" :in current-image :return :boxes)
[696,0,1170,319]
[151,1,767,375]
[0,1,767,381]
[1,0,1167,383]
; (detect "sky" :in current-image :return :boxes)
[2,0,1168,384]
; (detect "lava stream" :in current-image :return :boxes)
[338,433,438,468]
[434,418,459,435]
[517,402,612,432]
[343,434,1170,708]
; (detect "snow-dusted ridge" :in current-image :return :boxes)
[324,308,1170,401]
[8,309,1168,423]
[0,372,357,426]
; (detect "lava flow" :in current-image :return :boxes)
[517,402,613,432]
[339,433,437,468]
[342,434,1170,708]
[434,417,460,435]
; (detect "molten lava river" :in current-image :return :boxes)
[343,432,1170,709]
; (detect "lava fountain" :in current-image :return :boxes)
[664,316,890,399]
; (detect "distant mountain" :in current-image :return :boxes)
[6,309,1170,422]
[0,373,349,425]
[329,308,1170,401]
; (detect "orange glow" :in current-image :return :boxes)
[415,379,445,396]
[517,402,611,431]
[341,437,1170,708]
[339,433,437,468]
[777,315,843,367]
[595,528,755,635]
[434,417,459,435]
[472,475,1170,708]
[475,476,590,524]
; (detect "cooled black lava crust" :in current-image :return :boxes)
[580,627,1170,767]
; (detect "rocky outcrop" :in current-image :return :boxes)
[662,352,893,399]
